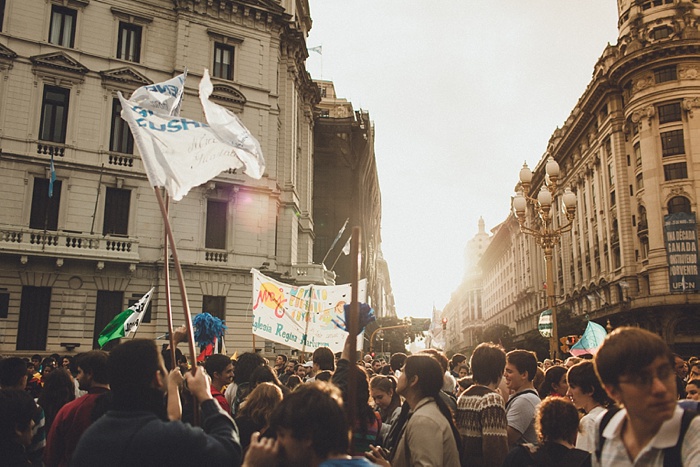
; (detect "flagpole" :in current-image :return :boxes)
[329,241,347,270]
[152,187,197,370]
[321,218,349,265]
[347,226,361,435]
[299,284,314,360]
[163,193,177,369]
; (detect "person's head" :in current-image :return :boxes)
[389,352,407,372]
[539,365,568,398]
[270,381,349,465]
[294,363,306,379]
[286,374,302,391]
[398,354,443,399]
[505,349,538,392]
[673,354,688,379]
[594,327,676,425]
[205,354,234,390]
[536,396,580,445]
[470,342,506,386]
[363,354,373,364]
[237,382,283,427]
[275,354,288,367]
[233,352,266,385]
[689,363,700,380]
[250,364,282,388]
[284,361,295,374]
[564,356,582,369]
[31,355,41,368]
[108,339,168,410]
[370,374,399,411]
[75,351,109,391]
[41,357,57,377]
[0,357,29,389]
[420,348,449,373]
[456,364,469,378]
[0,389,37,447]
[450,353,467,371]
[312,347,335,372]
[685,379,700,401]
[542,358,553,370]
[61,356,73,369]
[566,360,613,410]
[315,370,332,382]
[371,359,382,373]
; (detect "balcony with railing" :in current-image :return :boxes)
[0,227,139,262]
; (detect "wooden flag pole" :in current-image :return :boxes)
[347,226,361,434]
[153,188,198,371]
[163,194,176,370]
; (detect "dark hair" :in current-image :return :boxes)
[0,389,37,441]
[566,360,613,408]
[403,355,461,457]
[470,342,506,386]
[75,351,109,385]
[233,352,266,385]
[312,347,335,372]
[594,327,673,387]
[389,353,407,372]
[370,375,401,422]
[536,396,580,444]
[37,368,75,430]
[270,381,349,459]
[0,357,28,388]
[286,374,302,390]
[450,353,467,370]
[420,348,449,373]
[315,370,332,382]
[108,339,166,416]
[506,349,538,381]
[250,365,285,391]
[276,354,288,364]
[204,354,232,376]
[538,366,567,398]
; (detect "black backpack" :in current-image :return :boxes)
[595,407,698,466]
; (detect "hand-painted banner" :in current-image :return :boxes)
[664,212,700,292]
[251,269,366,353]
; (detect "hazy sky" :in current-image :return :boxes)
[306,1,620,319]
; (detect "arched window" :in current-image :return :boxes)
[668,196,691,214]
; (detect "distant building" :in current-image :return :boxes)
[313,80,394,319]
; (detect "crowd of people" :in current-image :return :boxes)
[1,326,699,466]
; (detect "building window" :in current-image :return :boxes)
[0,0,6,32]
[651,26,671,40]
[661,129,685,156]
[30,178,62,231]
[205,199,227,249]
[610,190,616,207]
[658,102,682,124]
[17,286,52,350]
[664,162,688,181]
[117,22,141,62]
[203,295,226,321]
[634,143,642,167]
[668,196,691,214]
[39,86,70,143]
[636,172,644,190]
[103,187,131,236]
[213,43,234,80]
[110,98,133,153]
[608,162,615,186]
[49,5,77,48]
[654,65,677,83]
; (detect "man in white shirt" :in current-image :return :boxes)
[504,349,540,447]
[593,327,700,466]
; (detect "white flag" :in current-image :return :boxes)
[342,237,351,255]
[199,69,265,180]
[129,70,187,117]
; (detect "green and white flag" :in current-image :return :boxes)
[98,288,154,348]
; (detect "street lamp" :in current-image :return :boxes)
[512,157,577,360]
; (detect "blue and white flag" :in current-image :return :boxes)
[48,153,56,198]
[129,70,187,117]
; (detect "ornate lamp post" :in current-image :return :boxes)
[512,157,577,360]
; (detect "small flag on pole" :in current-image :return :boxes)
[98,288,154,348]
[569,320,608,357]
[342,237,351,255]
[308,46,322,55]
[48,154,56,198]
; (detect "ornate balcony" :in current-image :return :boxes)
[0,227,139,262]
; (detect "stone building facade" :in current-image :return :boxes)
[447,0,700,356]
[0,0,323,355]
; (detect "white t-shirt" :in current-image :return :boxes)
[576,405,605,452]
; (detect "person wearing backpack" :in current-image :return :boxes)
[592,327,700,466]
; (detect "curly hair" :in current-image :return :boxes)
[236,382,283,429]
[536,396,580,444]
